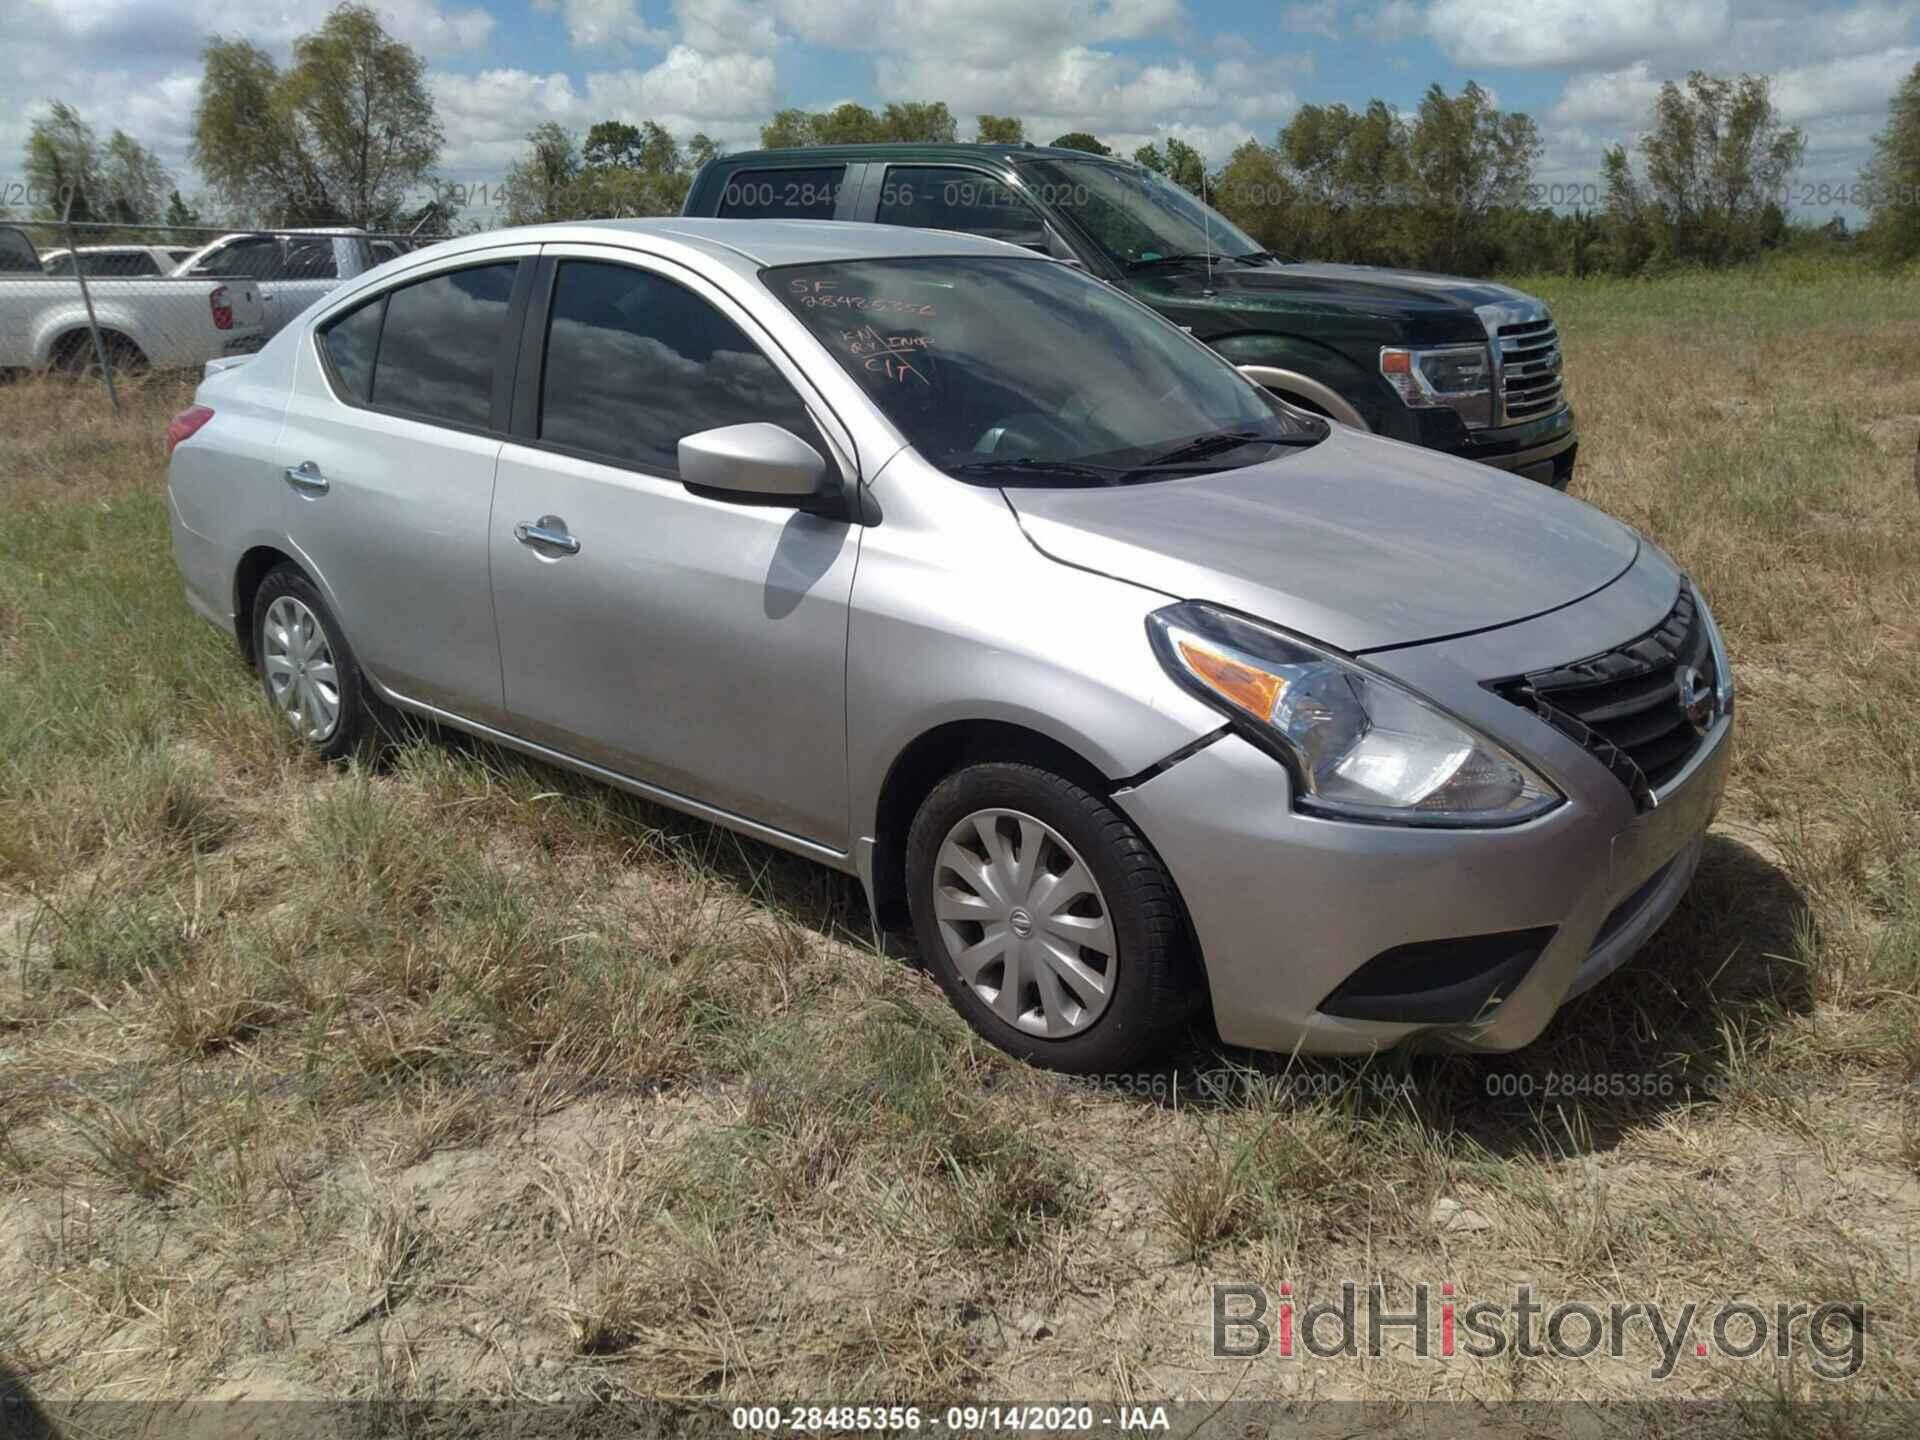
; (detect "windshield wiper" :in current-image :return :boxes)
[945,457,1123,486]
[1124,252,1221,271]
[1229,250,1286,265]
[1117,426,1318,480]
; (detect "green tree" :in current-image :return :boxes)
[881,101,956,143]
[1632,71,1803,263]
[98,131,172,225]
[761,108,818,148]
[193,38,326,222]
[1864,61,1920,262]
[814,103,885,145]
[501,122,581,224]
[1049,131,1110,155]
[193,3,441,226]
[24,101,101,220]
[1407,81,1541,272]
[1213,138,1304,253]
[1277,100,1415,264]
[1132,137,1206,194]
[687,133,724,170]
[582,120,644,169]
[975,114,1024,144]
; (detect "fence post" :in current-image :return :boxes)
[61,192,120,415]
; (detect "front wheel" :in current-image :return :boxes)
[905,761,1197,1072]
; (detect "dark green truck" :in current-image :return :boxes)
[683,143,1576,487]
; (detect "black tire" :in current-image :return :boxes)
[251,564,384,761]
[905,761,1197,1073]
[50,330,147,378]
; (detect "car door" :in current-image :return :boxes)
[274,251,533,726]
[489,247,861,848]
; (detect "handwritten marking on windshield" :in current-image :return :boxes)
[841,325,932,386]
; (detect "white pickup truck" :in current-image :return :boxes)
[171,229,383,337]
[0,224,267,372]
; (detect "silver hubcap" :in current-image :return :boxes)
[262,595,340,744]
[933,808,1116,1038]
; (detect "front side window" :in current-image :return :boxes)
[771,256,1320,483]
[538,260,818,473]
[369,262,518,426]
[714,166,846,220]
[875,167,1048,248]
[1017,158,1263,267]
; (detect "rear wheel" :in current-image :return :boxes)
[49,330,147,378]
[905,761,1196,1072]
[251,566,381,760]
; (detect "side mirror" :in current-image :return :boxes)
[678,422,831,506]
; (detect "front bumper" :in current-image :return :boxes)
[1114,609,1731,1056]
[1396,404,1578,489]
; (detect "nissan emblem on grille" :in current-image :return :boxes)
[1676,665,1715,737]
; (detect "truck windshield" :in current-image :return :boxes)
[768,255,1322,486]
[1018,157,1264,267]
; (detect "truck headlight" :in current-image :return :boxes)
[1380,344,1493,429]
[1149,602,1561,826]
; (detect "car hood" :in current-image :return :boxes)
[1004,427,1639,653]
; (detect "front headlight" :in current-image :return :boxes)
[1148,602,1561,827]
[1380,344,1493,429]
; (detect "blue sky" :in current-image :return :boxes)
[4,0,1916,221]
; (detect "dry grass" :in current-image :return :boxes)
[1,258,1918,1423]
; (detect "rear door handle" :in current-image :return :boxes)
[284,461,328,493]
[514,517,580,555]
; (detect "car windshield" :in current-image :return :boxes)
[768,255,1322,485]
[1018,157,1264,266]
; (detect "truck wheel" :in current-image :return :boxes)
[49,331,147,378]
[905,761,1198,1073]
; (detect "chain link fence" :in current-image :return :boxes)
[0,217,448,410]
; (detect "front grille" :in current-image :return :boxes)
[1495,316,1565,424]
[1490,584,1718,810]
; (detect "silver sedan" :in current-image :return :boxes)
[166,219,1733,1071]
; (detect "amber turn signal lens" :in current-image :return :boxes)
[1176,639,1284,720]
[1379,348,1412,375]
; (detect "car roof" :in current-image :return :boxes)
[404,217,1043,272]
[704,142,1124,167]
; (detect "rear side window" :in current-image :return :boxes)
[281,239,338,279]
[876,167,1048,248]
[370,262,518,427]
[192,237,279,280]
[714,166,846,220]
[319,297,384,403]
[538,260,818,473]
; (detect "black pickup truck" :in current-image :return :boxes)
[684,143,1576,487]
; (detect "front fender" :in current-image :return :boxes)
[1210,332,1389,432]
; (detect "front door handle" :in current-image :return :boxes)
[514,517,581,555]
[284,461,328,493]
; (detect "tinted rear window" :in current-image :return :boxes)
[319,297,384,403]
[369,262,518,427]
[875,167,1048,247]
[714,166,846,220]
[539,259,817,472]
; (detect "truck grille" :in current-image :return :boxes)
[1495,316,1565,424]
[1489,584,1719,811]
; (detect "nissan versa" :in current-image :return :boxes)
[165,220,1733,1072]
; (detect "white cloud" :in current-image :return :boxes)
[1425,0,1731,71]
[1281,2,1341,41]
[531,0,670,49]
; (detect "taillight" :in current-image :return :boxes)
[209,285,234,330]
[166,405,214,458]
